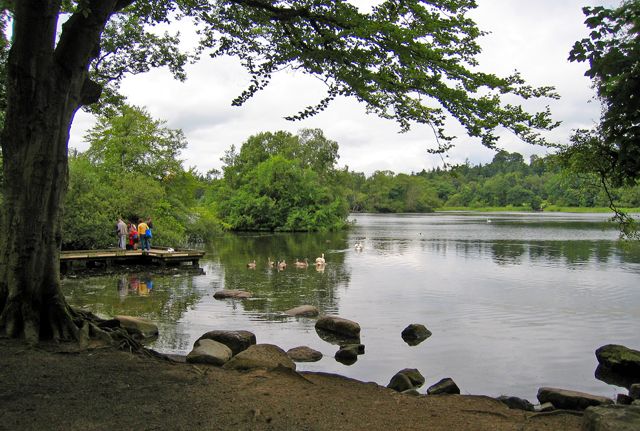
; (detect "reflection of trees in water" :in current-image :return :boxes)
[62,272,205,335]
[412,239,637,267]
[209,232,351,317]
[488,240,631,267]
[491,242,526,265]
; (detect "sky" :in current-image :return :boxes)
[69,0,615,176]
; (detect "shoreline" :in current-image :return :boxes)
[0,338,584,430]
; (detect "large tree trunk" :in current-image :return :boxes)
[0,0,122,342]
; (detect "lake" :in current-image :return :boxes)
[62,212,640,402]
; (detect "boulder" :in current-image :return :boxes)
[213,290,252,300]
[596,345,640,379]
[335,346,359,365]
[284,305,319,317]
[114,315,158,340]
[387,373,414,392]
[401,324,432,346]
[315,316,360,338]
[582,405,640,431]
[196,330,256,356]
[186,339,232,366]
[222,344,296,371]
[401,389,421,396]
[396,369,425,388]
[427,378,460,395]
[537,387,614,411]
[286,346,322,362]
[496,395,535,411]
[630,384,640,400]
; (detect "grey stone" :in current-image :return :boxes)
[537,387,614,411]
[401,389,421,396]
[213,289,252,299]
[286,346,322,362]
[222,344,296,371]
[186,339,232,366]
[401,324,432,346]
[114,315,158,340]
[630,384,640,400]
[497,395,535,411]
[596,345,640,379]
[387,373,414,392]
[284,305,319,317]
[427,378,460,395]
[582,405,640,431]
[196,330,256,356]
[315,315,361,338]
[396,368,425,388]
[335,346,359,363]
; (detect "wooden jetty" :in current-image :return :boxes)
[60,247,205,272]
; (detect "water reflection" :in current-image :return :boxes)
[208,232,352,318]
[117,274,154,298]
[63,272,204,330]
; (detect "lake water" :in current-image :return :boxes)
[62,212,640,402]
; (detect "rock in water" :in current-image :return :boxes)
[284,305,319,317]
[213,290,252,299]
[401,324,432,346]
[387,373,414,392]
[537,387,613,411]
[196,330,256,356]
[427,378,460,395]
[315,316,361,338]
[396,369,425,388]
[596,344,640,379]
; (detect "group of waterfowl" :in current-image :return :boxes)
[247,242,364,270]
[248,254,326,271]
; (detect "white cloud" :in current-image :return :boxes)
[69,0,613,175]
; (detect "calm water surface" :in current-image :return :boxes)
[62,212,640,402]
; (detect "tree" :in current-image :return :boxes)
[0,1,558,343]
[217,130,348,231]
[566,1,640,237]
[84,104,187,181]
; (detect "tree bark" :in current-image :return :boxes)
[0,0,121,342]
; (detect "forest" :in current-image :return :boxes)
[57,104,640,250]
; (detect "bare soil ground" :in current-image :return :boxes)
[0,338,583,430]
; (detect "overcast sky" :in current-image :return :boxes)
[69,0,615,176]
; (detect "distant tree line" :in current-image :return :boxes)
[345,150,640,213]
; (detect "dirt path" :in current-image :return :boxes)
[0,339,583,430]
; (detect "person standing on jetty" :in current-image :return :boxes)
[116,218,128,250]
[137,219,150,252]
